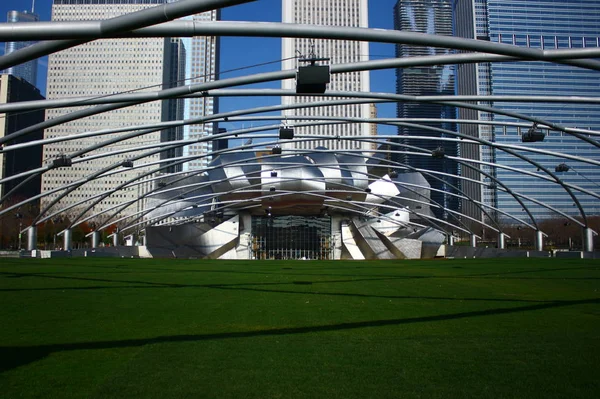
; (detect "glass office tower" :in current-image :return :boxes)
[393,0,459,221]
[455,0,600,221]
[2,10,39,86]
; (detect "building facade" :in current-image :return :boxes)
[0,74,45,200]
[454,0,600,222]
[393,0,459,221]
[181,10,220,172]
[1,9,40,87]
[41,0,219,221]
[281,0,371,152]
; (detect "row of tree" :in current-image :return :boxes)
[476,216,600,250]
[0,197,120,250]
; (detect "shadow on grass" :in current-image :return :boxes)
[2,263,599,293]
[1,297,598,373]
[15,262,596,282]
[0,271,595,305]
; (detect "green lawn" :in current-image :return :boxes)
[0,258,599,398]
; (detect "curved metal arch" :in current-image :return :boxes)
[222,113,600,169]
[4,115,592,234]
[36,128,489,235]
[0,11,596,247]
[4,88,600,119]
[3,20,600,71]
[24,116,595,232]
[32,132,594,236]
[10,89,595,180]
[0,0,256,71]
[114,178,476,240]
[392,121,592,226]
[69,147,473,237]
[4,105,599,212]
[55,138,479,237]
[2,85,596,228]
[197,89,600,148]
[114,191,454,242]
[74,139,529,239]
[4,52,599,147]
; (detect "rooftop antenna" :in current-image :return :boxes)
[32,0,35,13]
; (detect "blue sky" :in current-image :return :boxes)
[0,0,400,132]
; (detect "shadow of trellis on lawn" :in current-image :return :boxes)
[1,297,598,373]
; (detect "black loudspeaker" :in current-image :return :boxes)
[296,65,330,94]
[279,127,294,139]
[52,155,72,168]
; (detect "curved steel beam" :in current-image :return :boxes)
[395,121,591,226]
[71,148,470,236]
[3,108,596,238]
[59,139,530,237]
[4,114,596,231]
[4,85,597,157]
[4,89,600,115]
[2,20,600,70]
[0,0,256,71]
[8,115,595,232]
[33,133,595,235]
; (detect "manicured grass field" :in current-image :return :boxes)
[0,257,599,398]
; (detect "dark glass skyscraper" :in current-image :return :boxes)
[454,0,600,221]
[1,10,39,87]
[0,74,45,200]
[393,0,459,221]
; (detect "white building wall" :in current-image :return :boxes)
[184,10,220,172]
[282,0,371,152]
[41,2,218,221]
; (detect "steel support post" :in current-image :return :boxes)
[91,231,101,248]
[583,227,594,252]
[470,234,477,248]
[27,226,37,251]
[64,229,72,251]
[497,232,506,249]
[113,232,119,247]
[447,234,454,246]
[535,230,544,252]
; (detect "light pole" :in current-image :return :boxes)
[52,217,61,250]
[15,212,23,250]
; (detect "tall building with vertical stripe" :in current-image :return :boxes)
[281,0,371,152]
[393,0,459,221]
[41,0,219,220]
[182,10,220,172]
[453,0,600,221]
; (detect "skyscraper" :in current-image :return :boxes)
[0,74,45,200]
[393,0,459,220]
[181,10,220,172]
[452,0,488,228]
[281,0,371,152]
[454,0,600,221]
[1,9,40,87]
[41,0,219,220]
